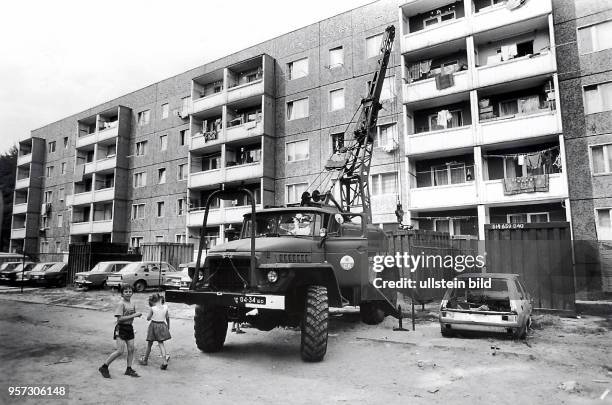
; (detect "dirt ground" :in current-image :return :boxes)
[0,287,610,405]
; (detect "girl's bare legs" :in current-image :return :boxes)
[126,339,135,368]
[158,342,168,365]
[141,341,153,363]
[104,339,125,366]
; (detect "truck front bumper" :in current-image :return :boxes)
[165,290,285,310]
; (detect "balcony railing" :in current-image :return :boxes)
[70,220,113,235]
[82,156,117,175]
[402,18,469,54]
[187,204,262,227]
[226,120,263,143]
[410,182,477,209]
[472,0,552,35]
[15,178,30,189]
[77,125,119,148]
[407,125,474,156]
[192,92,226,115]
[475,52,555,88]
[482,173,566,205]
[478,110,559,145]
[12,203,27,215]
[189,162,263,189]
[403,70,470,104]
[17,154,32,167]
[11,228,26,239]
[227,79,264,104]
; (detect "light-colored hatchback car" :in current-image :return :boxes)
[439,273,533,339]
[75,261,132,288]
[106,261,177,292]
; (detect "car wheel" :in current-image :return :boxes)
[441,326,454,338]
[134,280,147,292]
[300,285,328,362]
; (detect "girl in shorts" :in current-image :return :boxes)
[139,293,171,370]
[99,284,142,378]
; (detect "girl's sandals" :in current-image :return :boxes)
[138,356,148,366]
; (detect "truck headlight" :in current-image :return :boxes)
[267,270,278,283]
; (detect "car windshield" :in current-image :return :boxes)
[0,262,19,271]
[243,212,320,238]
[31,263,53,272]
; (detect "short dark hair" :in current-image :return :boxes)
[118,283,133,295]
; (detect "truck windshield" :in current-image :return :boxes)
[243,212,320,238]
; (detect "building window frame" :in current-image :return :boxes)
[370,172,398,196]
[131,203,146,220]
[286,182,309,204]
[133,172,147,188]
[589,143,612,175]
[286,139,310,162]
[137,110,150,126]
[158,168,166,184]
[287,57,309,80]
[583,81,612,115]
[161,103,169,119]
[329,88,345,111]
[329,46,344,68]
[136,140,147,156]
[506,212,550,224]
[156,201,165,218]
[365,33,383,59]
[177,163,187,181]
[287,97,309,121]
[160,134,168,151]
[577,19,612,55]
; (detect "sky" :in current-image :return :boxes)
[0,0,374,154]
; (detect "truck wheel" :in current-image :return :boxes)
[194,305,228,353]
[300,285,328,362]
[360,301,385,325]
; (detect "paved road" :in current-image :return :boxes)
[0,291,610,404]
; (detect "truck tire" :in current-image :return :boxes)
[300,285,329,362]
[194,305,228,353]
[360,301,385,325]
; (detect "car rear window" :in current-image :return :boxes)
[446,278,511,311]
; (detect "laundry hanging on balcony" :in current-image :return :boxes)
[436,109,452,128]
[503,174,549,195]
[435,66,455,90]
[407,59,432,82]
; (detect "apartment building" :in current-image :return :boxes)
[9,0,406,257]
[399,0,570,239]
[553,0,612,293]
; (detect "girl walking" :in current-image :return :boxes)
[139,293,171,370]
[99,284,142,378]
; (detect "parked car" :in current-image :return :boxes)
[15,262,56,284]
[75,261,132,289]
[29,262,69,287]
[0,262,36,284]
[439,273,533,339]
[106,261,177,292]
[163,262,196,290]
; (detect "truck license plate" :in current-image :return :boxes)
[234,295,266,305]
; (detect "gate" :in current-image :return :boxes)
[139,243,193,271]
[484,222,574,311]
[67,243,141,284]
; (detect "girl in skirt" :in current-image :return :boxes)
[139,293,171,370]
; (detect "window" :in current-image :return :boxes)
[329,88,345,111]
[286,140,309,162]
[584,82,612,114]
[63,137,68,149]
[55,241,61,253]
[286,183,308,204]
[180,129,190,146]
[61,162,66,175]
[175,234,187,244]
[131,237,143,248]
[57,214,63,227]
[155,235,165,243]
[59,188,65,201]
[366,34,383,58]
[158,168,166,184]
[177,198,186,216]
[41,241,49,253]
[329,46,343,68]
[156,201,165,217]
[287,98,309,120]
[428,110,463,131]
[423,10,456,28]
[160,134,168,151]
[578,20,612,54]
[331,133,344,153]
[132,204,145,220]
[380,77,395,101]
[44,191,52,203]
[48,141,56,153]
[591,144,612,174]
[46,166,54,178]
[178,163,187,180]
[161,103,169,119]
[371,172,398,195]
[374,123,398,149]
[181,96,191,115]
[288,57,309,80]
[507,212,550,224]
[136,140,147,156]
[202,154,221,171]
[138,110,150,126]
[134,172,147,188]
[41,216,49,229]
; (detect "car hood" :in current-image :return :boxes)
[208,237,316,255]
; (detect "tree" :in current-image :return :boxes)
[0,145,18,251]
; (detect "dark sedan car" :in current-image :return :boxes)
[0,262,36,284]
[29,262,69,287]
[74,261,132,289]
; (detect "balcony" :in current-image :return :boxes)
[402,18,469,54]
[67,188,114,206]
[78,125,119,148]
[226,120,264,143]
[190,169,223,189]
[11,228,26,239]
[403,70,469,104]
[82,156,117,175]
[190,163,264,189]
[192,92,226,115]
[17,154,32,167]
[94,187,115,203]
[70,220,113,235]
[472,0,552,35]
[409,182,477,209]
[482,173,566,205]
[12,203,27,215]
[478,110,560,145]
[190,131,223,152]
[227,80,264,104]
[407,125,474,156]
[15,178,30,190]
[187,205,261,227]
[475,52,555,88]
[226,162,263,183]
